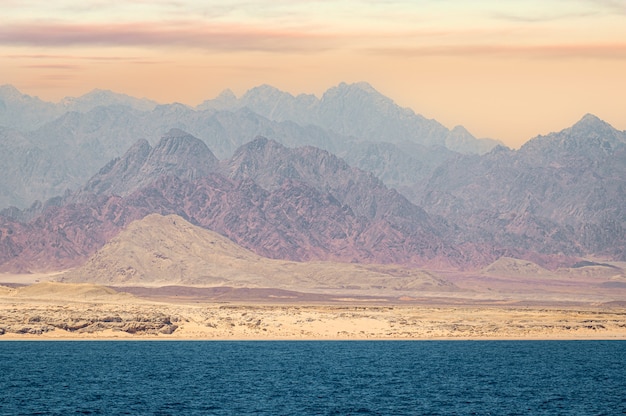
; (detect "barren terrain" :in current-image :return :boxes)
[1,281,625,340]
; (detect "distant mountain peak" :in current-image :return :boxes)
[81,130,218,199]
[450,125,472,136]
[563,113,623,144]
[571,113,611,131]
[216,89,237,100]
[243,84,294,99]
[0,84,23,98]
[325,81,384,98]
[163,127,194,138]
[155,129,216,159]
[579,113,602,123]
[236,136,283,155]
[337,81,377,93]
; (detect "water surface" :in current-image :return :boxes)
[1,341,624,415]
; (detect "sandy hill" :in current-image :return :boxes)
[483,256,626,281]
[482,257,551,277]
[3,282,133,302]
[59,214,455,295]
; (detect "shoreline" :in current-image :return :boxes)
[3,336,626,341]
[2,281,625,341]
[2,301,625,341]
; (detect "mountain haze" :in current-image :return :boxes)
[418,114,626,262]
[1,82,624,277]
[0,85,157,131]
[1,82,499,210]
[200,82,501,154]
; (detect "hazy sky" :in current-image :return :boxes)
[2,0,625,147]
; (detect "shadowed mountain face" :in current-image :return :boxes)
[418,114,626,262]
[81,129,219,198]
[0,134,461,272]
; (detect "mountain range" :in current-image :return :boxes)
[1,82,625,279]
[0,131,458,272]
[0,82,496,210]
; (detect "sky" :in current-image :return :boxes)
[1,0,625,148]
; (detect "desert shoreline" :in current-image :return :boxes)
[3,303,625,341]
[2,282,625,341]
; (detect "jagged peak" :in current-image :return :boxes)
[0,84,22,96]
[520,113,624,155]
[571,113,612,131]
[216,88,237,100]
[242,84,294,100]
[449,125,472,137]
[562,113,622,143]
[335,81,377,94]
[230,137,287,164]
[487,144,512,155]
[81,88,116,97]
[243,136,285,151]
[351,81,377,93]
[128,138,152,152]
[325,81,382,98]
[115,138,152,162]
[80,88,142,101]
[154,102,192,112]
[142,131,219,176]
[154,129,216,157]
[0,84,42,102]
[162,128,194,139]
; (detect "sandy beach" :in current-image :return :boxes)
[1,282,625,340]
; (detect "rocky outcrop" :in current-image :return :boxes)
[1,310,178,336]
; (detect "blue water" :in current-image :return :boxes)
[0,341,624,415]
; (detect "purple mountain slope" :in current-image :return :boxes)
[418,114,626,262]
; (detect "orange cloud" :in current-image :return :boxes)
[368,43,626,60]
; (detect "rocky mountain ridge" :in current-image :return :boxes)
[3,115,624,275]
[199,82,501,154]
[418,114,626,261]
[0,82,493,209]
[0,84,158,132]
[1,84,624,274]
[0,132,463,272]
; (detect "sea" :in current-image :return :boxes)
[0,341,624,415]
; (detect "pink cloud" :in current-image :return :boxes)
[0,21,335,52]
[22,63,81,70]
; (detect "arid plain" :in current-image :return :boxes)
[2,215,625,340]
[1,282,625,340]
